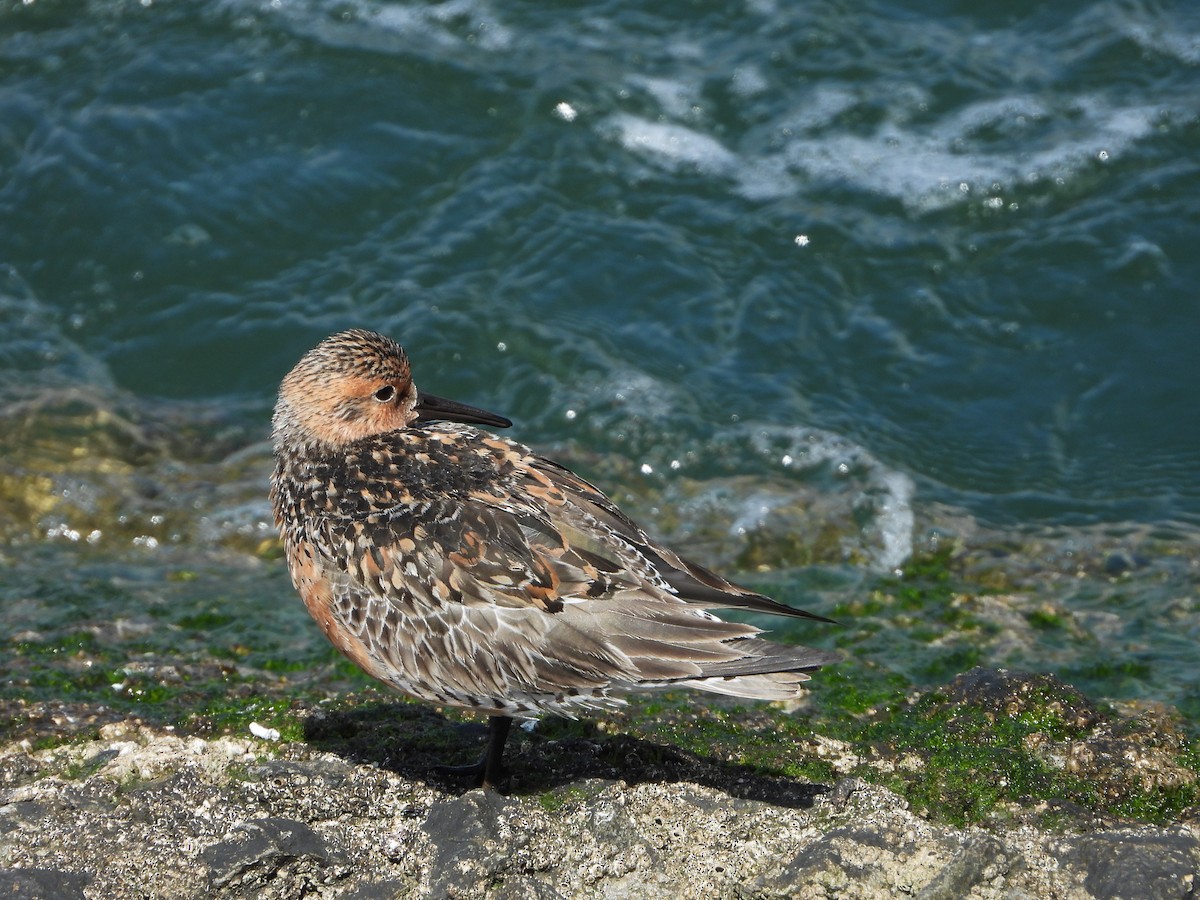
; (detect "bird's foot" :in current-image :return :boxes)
[432,715,513,790]
[432,755,508,790]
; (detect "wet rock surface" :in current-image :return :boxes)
[2,672,1197,900]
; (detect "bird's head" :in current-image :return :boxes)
[272,328,511,452]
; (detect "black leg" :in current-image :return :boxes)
[480,715,512,789]
[433,715,514,790]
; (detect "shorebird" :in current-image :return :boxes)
[270,329,839,788]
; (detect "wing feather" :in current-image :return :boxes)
[315,433,837,708]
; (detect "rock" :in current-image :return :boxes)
[202,818,349,893]
[0,685,1196,899]
[857,668,1198,826]
[0,869,90,899]
[915,835,1008,900]
[336,881,413,899]
[751,782,1001,899]
[1053,830,1200,900]
[933,667,1101,733]
[423,791,527,896]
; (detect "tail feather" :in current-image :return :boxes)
[675,672,815,701]
[628,637,841,700]
[693,639,841,679]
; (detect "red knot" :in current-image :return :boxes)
[270,329,839,788]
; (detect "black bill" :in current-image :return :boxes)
[414,390,512,428]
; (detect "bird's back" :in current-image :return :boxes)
[272,422,838,717]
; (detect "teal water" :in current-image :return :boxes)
[2,1,1198,717]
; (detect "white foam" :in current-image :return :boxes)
[1119,14,1200,65]
[777,84,864,134]
[874,470,916,574]
[605,74,1166,214]
[262,0,514,53]
[603,367,678,421]
[729,65,768,99]
[777,96,1159,212]
[729,492,790,537]
[626,75,698,118]
[748,426,916,571]
[607,114,739,177]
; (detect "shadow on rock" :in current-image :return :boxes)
[303,702,829,808]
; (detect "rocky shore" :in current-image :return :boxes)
[2,393,1198,898]
[2,668,1197,900]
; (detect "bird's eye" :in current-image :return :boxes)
[374,385,396,403]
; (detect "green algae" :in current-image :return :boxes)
[1026,608,1066,630]
[8,626,1197,826]
[536,785,593,813]
[600,670,1200,828]
[3,540,1197,826]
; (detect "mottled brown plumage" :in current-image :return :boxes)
[270,329,839,787]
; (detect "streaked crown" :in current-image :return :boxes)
[272,329,511,453]
[272,329,419,452]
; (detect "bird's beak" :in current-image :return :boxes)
[413,390,512,428]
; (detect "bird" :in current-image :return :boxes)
[270,328,839,788]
